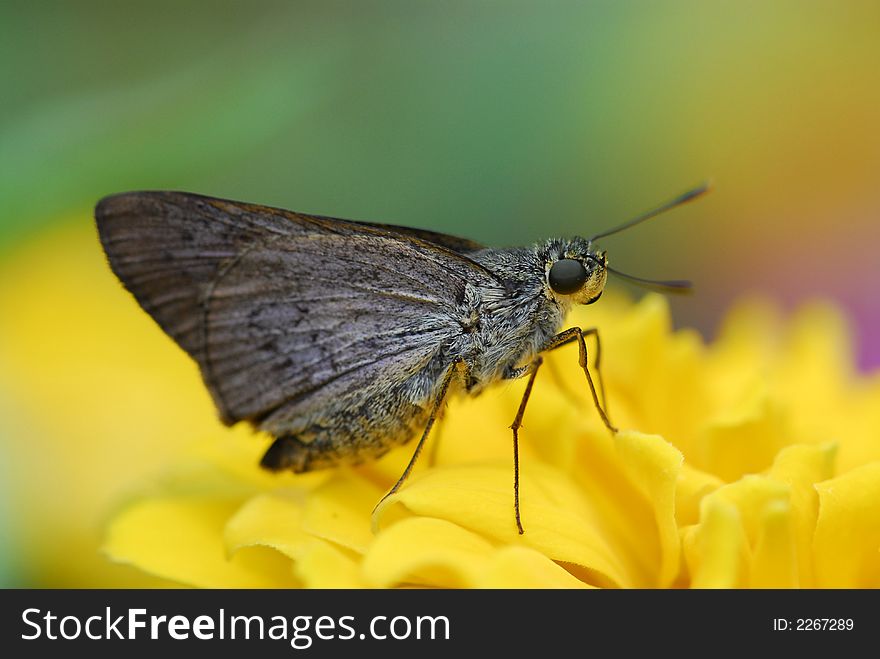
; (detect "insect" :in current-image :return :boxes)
[95,184,707,534]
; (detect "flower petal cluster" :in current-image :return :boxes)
[103,294,880,588]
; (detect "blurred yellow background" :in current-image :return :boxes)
[1,1,878,586]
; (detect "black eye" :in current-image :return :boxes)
[548,259,588,295]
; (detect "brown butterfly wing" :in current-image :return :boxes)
[95,191,496,429]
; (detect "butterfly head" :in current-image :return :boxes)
[544,238,607,306]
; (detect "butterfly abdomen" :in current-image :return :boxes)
[257,386,433,472]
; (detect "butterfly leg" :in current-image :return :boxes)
[371,358,467,529]
[541,327,616,433]
[509,356,544,534]
[508,328,614,534]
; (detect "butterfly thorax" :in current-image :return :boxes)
[455,244,571,394]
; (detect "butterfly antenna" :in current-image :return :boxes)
[606,266,693,295]
[589,181,711,242]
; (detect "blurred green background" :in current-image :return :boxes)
[1,1,878,587]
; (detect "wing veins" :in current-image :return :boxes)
[207,321,448,379]
[247,340,438,423]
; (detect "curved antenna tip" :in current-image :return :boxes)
[607,267,695,295]
[678,180,713,203]
[589,179,713,242]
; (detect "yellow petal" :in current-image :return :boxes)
[679,525,698,587]
[566,296,711,457]
[363,517,494,588]
[706,475,790,548]
[224,493,364,588]
[568,427,689,587]
[692,476,798,587]
[477,546,593,589]
[696,390,793,483]
[441,386,519,459]
[614,431,683,587]
[597,294,672,430]
[367,518,590,588]
[654,328,709,446]
[814,462,880,587]
[302,471,383,554]
[767,443,837,587]
[104,496,298,587]
[224,493,308,559]
[782,302,855,395]
[603,293,672,393]
[776,303,856,448]
[708,297,784,406]
[292,540,364,588]
[750,499,798,588]
[835,379,880,473]
[768,443,837,492]
[690,496,748,588]
[373,462,632,587]
[675,464,723,527]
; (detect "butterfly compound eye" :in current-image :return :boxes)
[548,258,588,295]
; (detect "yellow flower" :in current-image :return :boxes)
[103,287,880,589]
[0,221,220,586]
[3,220,879,588]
